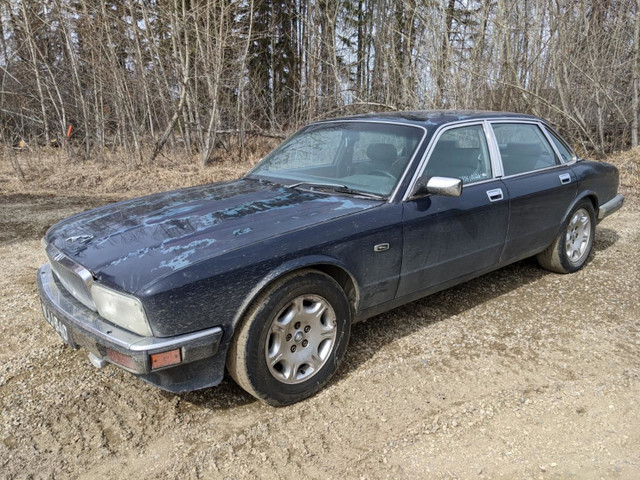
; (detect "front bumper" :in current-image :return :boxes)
[37,264,226,392]
[598,194,624,221]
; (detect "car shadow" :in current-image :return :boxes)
[592,227,619,252]
[335,226,620,383]
[180,227,619,410]
[335,257,547,381]
[166,378,256,410]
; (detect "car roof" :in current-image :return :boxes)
[316,110,540,128]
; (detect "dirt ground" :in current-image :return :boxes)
[0,152,639,479]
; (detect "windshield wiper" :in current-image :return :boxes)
[287,182,385,200]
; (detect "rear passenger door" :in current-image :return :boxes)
[490,122,577,263]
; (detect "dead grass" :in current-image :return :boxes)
[611,146,640,191]
[1,141,638,199]
[0,138,280,199]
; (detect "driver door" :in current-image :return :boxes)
[396,123,509,298]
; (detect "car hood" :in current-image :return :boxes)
[45,178,378,293]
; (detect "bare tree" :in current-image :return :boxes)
[1,0,638,159]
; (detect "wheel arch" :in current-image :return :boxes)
[563,191,598,225]
[230,256,361,332]
[541,192,598,250]
[536,190,597,274]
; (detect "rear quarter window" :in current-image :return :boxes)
[546,129,575,163]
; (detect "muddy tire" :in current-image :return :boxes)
[537,199,596,274]
[227,269,351,406]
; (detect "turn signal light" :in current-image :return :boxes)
[150,349,181,370]
[106,348,136,370]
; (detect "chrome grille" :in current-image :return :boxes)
[45,242,96,310]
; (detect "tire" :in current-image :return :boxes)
[226,269,351,406]
[537,199,596,274]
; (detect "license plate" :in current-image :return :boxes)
[41,303,75,348]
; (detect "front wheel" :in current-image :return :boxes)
[537,199,596,273]
[226,269,351,406]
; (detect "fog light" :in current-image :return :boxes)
[106,348,136,370]
[150,349,181,370]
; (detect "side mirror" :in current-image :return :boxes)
[410,176,462,199]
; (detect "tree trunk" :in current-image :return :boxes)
[632,0,639,147]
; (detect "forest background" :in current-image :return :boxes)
[2,0,639,172]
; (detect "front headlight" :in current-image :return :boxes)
[90,283,152,337]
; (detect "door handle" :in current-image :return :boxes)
[559,173,571,184]
[486,188,504,202]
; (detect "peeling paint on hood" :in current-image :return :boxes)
[45,178,378,293]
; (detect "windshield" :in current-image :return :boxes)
[248,121,425,197]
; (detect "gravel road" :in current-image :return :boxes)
[1,187,638,479]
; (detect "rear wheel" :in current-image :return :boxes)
[537,199,595,273]
[227,269,351,406]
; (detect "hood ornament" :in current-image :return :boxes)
[65,234,94,244]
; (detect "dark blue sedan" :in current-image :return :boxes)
[37,111,624,405]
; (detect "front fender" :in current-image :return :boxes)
[141,204,403,337]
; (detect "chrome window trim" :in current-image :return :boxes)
[387,116,579,202]
[493,161,573,180]
[402,119,496,201]
[450,177,502,188]
[295,119,429,203]
[483,120,504,177]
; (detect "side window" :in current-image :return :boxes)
[546,129,575,163]
[492,123,559,176]
[423,125,492,184]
